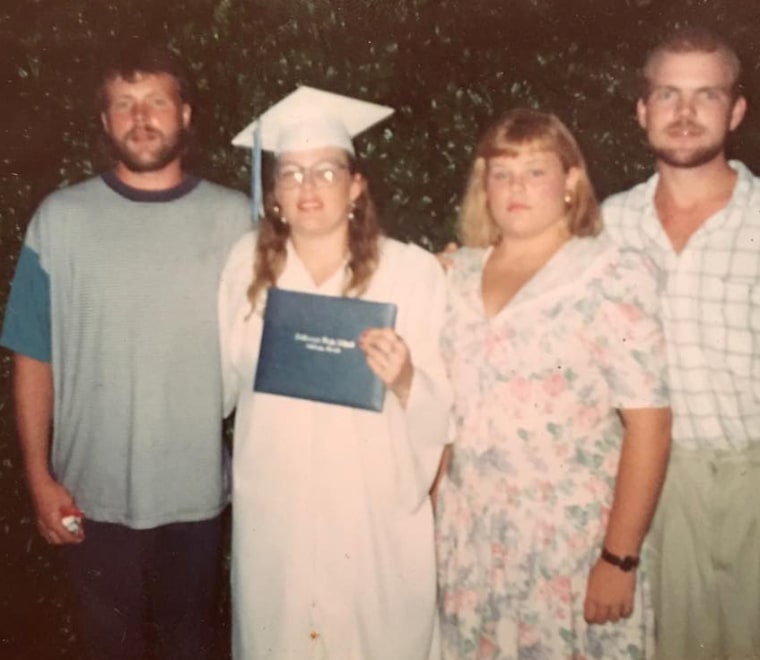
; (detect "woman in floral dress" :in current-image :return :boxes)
[435,109,672,659]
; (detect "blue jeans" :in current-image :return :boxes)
[62,513,224,660]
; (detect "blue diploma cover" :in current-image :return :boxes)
[254,288,398,411]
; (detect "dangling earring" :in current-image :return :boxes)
[273,204,287,224]
[347,201,357,222]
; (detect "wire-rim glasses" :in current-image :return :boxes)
[275,161,350,189]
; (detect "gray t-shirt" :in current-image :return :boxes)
[2,172,251,528]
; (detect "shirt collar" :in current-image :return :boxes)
[102,170,201,202]
[640,159,754,239]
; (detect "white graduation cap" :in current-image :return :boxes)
[233,87,394,222]
[232,86,394,155]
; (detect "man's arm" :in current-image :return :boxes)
[14,353,82,544]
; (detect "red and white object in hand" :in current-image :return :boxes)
[60,506,84,536]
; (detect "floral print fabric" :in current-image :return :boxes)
[436,236,669,660]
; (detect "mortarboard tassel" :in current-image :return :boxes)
[251,121,263,223]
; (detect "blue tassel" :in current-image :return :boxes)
[251,121,263,224]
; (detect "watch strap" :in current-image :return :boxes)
[600,547,640,572]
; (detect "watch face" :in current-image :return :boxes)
[620,556,637,571]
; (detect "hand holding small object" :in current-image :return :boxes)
[61,507,85,536]
[31,477,85,544]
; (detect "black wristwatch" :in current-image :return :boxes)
[600,547,640,572]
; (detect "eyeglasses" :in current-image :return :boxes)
[274,161,349,189]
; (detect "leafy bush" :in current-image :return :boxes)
[2,0,760,656]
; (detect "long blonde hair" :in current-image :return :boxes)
[246,156,381,307]
[458,108,601,247]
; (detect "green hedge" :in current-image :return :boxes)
[3,0,760,656]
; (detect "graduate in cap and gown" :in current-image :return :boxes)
[219,87,452,660]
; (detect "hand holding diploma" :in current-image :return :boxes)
[360,328,413,407]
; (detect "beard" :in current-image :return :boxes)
[648,120,727,169]
[650,141,725,169]
[108,125,188,173]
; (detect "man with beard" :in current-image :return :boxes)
[1,46,250,659]
[602,27,760,660]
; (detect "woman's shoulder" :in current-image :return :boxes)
[571,234,659,282]
[223,230,257,272]
[451,245,486,262]
[378,237,444,275]
[574,235,662,312]
[441,245,487,282]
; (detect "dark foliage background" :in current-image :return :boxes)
[2,0,760,657]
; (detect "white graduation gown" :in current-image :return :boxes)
[219,235,451,660]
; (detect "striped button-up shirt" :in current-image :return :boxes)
[602,161,760,450]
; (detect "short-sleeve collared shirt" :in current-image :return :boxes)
[602,161,760,450]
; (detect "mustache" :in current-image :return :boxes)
[665,120,704,133]
[125,126,162,139]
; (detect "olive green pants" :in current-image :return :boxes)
[648,445,760,660]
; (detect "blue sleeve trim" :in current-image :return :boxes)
[1,245,52,362]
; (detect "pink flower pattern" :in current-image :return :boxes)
[436,238,669,659]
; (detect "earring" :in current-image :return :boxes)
[273,204,287,224]
[347,202,357,222]
[564,191,572,206]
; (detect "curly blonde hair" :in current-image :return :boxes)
[246,157,381,307]
[458,108,601,247]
